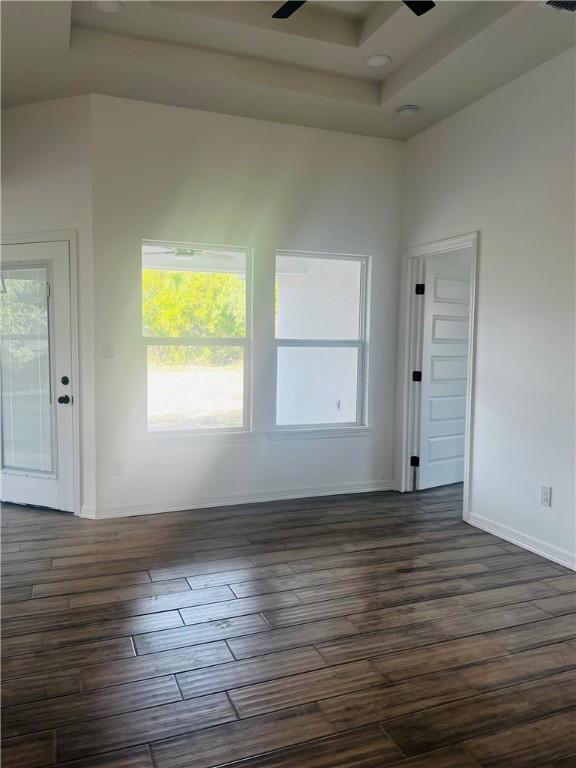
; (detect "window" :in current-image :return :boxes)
[1,265,54,472]
[142,242,250,432]
[274,252,368,428]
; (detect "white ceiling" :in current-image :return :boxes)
[2,1,575,139]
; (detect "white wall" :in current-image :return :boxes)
[1,97,97,511]
[403,49,576,568]
[88,95,402,514]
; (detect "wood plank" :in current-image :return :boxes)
[384,669,576,756]
[182,563,293,588]
[418,544,506,563]
[1,731,55,768]
[546,575,576,593]
[464,710,576,768]
[434,603,551,638]
[2,610,184,658]
[3,637,135,680]
[347,596,467,634]
[2,560,162,588]
[2,670,81,708]
[249,546,345,567]
[54,746,154,768]
[80,641,234,690]
[1,585,238,637]
[176,646,326,698]
[148,557,269,581]
[380,748,484,767]
[56,692,237,762]
[532,758,576,768]
[67,578,191,608]
[133,613,269,655]
[532,592,576,616]
[1,558,52,575]
[1,543,22,553]
[32,571,151,598]
[229,570,340,598]
[1,585,33,602]
[179,591,301,625]
[213,726,404,768]
[5,675,182,737]
[151,704,335,768]
[229,660,385,717]
[380,747,479,768]
[227,618,359,659]
[318,670,477,731]
[453,580,559,609]
[292,565,488,604]
[490,613,576,651]
[372,635,507,681]
[317,622,448,665]
[263,593,395,628]
[3,594,70,618]
[459,643,576,691]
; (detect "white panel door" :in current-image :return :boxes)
[1,241,75,511]
[418,251,471,490]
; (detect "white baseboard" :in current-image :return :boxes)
[468,513,575,571]
[79,480,394,519]
[78,506,97,519]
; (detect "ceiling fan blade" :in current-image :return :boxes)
[272,1,307,19]
[402,1,436,16]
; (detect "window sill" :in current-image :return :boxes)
[268,426,373,441]
[138,430,257,444]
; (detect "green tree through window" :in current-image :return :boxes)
[142,270,245,366]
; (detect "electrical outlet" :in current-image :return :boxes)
[540,485,552,507]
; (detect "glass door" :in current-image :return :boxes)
[1,241,75,511]
[1,265,55,475]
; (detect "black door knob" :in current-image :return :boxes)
[57,395,70,404]
[61,376,70,385]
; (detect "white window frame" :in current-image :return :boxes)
[273,250,370,433]
[141,240,253,436]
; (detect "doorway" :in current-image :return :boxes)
[397,233,478,514]
[1,237,78,512]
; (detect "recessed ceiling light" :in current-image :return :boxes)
[91,1,123,13]
[396,105,420,118]
[364,54,392,68]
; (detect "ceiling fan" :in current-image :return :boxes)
[272,1,436,19]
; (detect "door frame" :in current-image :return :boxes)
[1,230,81,514]
[395,231,478,521]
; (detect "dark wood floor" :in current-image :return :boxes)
[2,485,576,768]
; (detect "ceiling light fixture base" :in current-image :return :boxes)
[91,1,123,14]
[396,105,420,118]
[365,54,392,68]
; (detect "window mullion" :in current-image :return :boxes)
[274,339,361,348]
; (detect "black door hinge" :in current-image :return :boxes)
[415,283,425,295]
[410,456,420,468]
[412,371,422,382]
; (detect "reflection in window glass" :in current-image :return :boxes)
[276,346,358,426]
[142,245,246,338]
[275,255,361,340]
[274,252,368,428]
